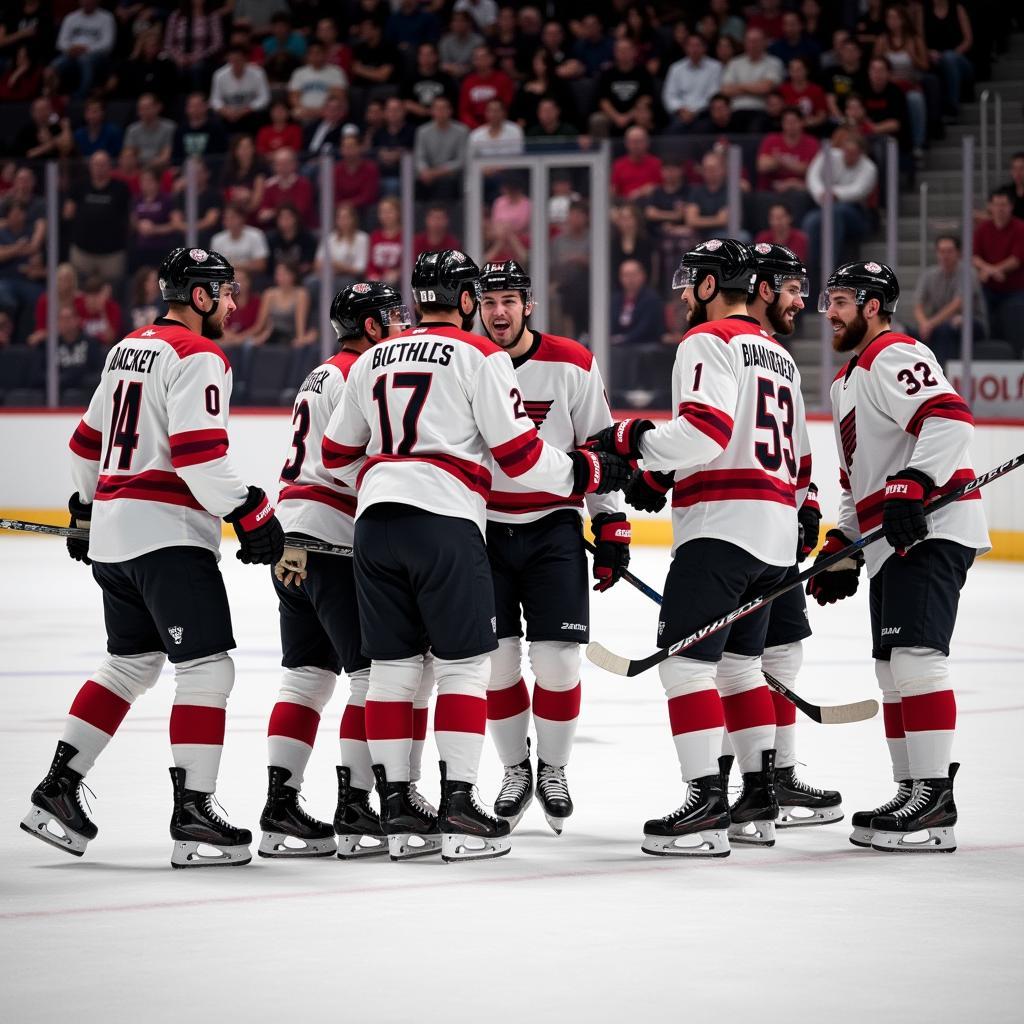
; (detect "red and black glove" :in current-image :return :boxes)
[225,486,285,565]
[882,467,933,553]
[796,483,822,563]
[569,449,632,495]
[625,468,673,513]
[67,492,91,566]
[806,529,864,606]
[587,418,655,460]
[590,512,631,592]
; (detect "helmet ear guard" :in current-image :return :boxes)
[819,260,900,315]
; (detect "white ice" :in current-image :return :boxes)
[1,539,1022,1023]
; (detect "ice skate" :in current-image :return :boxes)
[728,749,778,847]
[372,764,441,861]
[438,760,511,862]
[871,764,958,854]
[335,766,387,858]
[536,759,573,835]
[20,741,97,858]
[258,766,336,858]
[168,767,252,868]
[493,739,533,831]
[849,781,915,848]
[641,773,731,857]
[775,766,844,828]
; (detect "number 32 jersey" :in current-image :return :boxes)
[68,319,249,563]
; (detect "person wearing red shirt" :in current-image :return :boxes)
[778,56,827,130]
[258,147,316,229]
[333,130,381,212]
[973,189,1024,339]
[458,45,514,129]
[78,277,122,347]
[756,106,819,190]
[413,204,461,260]
[611,126,664,201]
[747,0,785,42]
[29,263,87,347]
[367,196,403,285]
[256,100,303,156]
[753,202,809,265]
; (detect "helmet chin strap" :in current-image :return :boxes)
[190,284,220,337]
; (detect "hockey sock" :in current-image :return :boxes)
[339,667,373,792]
[762,642,802,769]
[891,648,955,779]
[487,638,530,766]
[434,654,489,784]
[529,641,581,769]
[365,657,421,783]
[171,653,234,793]
[660,656,723,781]
[410,656,435,784]
[876,659,910,781]
[717,654,776,774]
[267,666,335,788]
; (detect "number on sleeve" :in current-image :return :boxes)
[103,380,143,471]
[692,362,703,392]
[373,372,432,455]
[280,400,311,482]
[204,384,220,417]
[510,387,527,419]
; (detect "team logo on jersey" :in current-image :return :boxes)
[703,239,723,251]
[168,626,184,646]
[754,242,773,255]
[864,261,882,274]
[141,329,156,336]
[189,248,209,263]
[523,399,554,430]
[353,283,371,293]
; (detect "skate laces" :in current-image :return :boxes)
[78,781,96,817]
[788,770,827,797]
[203,793,232,829]
[876,781,914,814]
[538,764,569,802]
[660,784,700,821]
[408,784,436,817]
[470,785,499,822]
[497,763,531,802]
[893,781,931,818]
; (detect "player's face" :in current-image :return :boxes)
[197,283,237,340]
[767,279,805,336]
[681,282,709,328]
[824,289,867,352]
[480,291,527,347]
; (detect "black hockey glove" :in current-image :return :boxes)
[67,492,91,565]
[586,418,655,460]
[569,449,632,495]
[225,486,285,565]
[806,530,863,606]
[624,468,674,514]
[796,483,822,563]
[882,467,933,553]
[591,512,631,592]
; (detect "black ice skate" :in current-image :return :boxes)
[493,738,533,831]
[775,766,844,828]
[849,780,915,848]
[728,748,778,847]
[438,760,511,862]
[372,763,441,860]
[168,767,252,868]
[258,766,337,858]
[536,759,573,835]
[870,763,959,854]
[641,773,731,858]
[20,741,97,858]
[335,765,387,858]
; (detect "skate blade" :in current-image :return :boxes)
[441,832,511,862]
[728,819,776,847]
[171,840,252,868]
[641,829,730,857]
[543,811,568,836]
[870,827,956,853]
[776,804,844,829]
[848,826,875,848]
[336,833,388,859]
[495,794,532,833]
[388,832,441,860]
[20,809,89,857]
[257,831,337,858]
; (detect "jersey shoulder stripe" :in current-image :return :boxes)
[123,323,231,372]
[533,333,593,371]
[681,316,767,346]
[857,330,917,371]
[326,349,360,379]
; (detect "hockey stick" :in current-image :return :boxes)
[0,518,353,557]
[584,540,877,723]
[587,452,1023,678]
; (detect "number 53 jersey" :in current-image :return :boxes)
[68,319,249,563]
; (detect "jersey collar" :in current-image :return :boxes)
[510,329,541,369]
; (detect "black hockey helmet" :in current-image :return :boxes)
[159,246,237,307]
[818,260,900,315]
[747,241,809,297]
[672,238,756,297]
[479,260,533,305]
[410,249,481,310]
[330,281,411,341]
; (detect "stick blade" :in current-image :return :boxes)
[585,641,633,677]
[819,699,879,725]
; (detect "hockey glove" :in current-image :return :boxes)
[586,418,655,460]
[67,492,91,566]
[274,537,309,589]
[624,468,673,514]
[806,530,863,606]
[591,512,631,592]
[569,449,632,495]
[225,486,285,565]
[796,483,822,562]
[882,468,933,553]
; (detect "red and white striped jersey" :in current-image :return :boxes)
[488,331,620,524]
[830,330,989,577]
[638,314,811,566]
[68,318,249,563]
[322,323,579,536]
[276,349,359,546]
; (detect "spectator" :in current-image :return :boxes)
[610,203,653,279]
[824,38,866,121]
[455,0,499,35]
[662,33,723,133]
[550,199,591,336]
[334,130,381,212]
[697,92,738,134]
[921,0,973,119]
[314,202,369,288]
[0,168,45,234]
[259,148,315,229]
[314,16,352,77]
[367,196,403,285]
[757,107,820,192]
[211,202,269,277]
[769,10,821,69]
[267,204,316,279]
[403,41,458,123]
[373,96,416,194]
[172,92,227,163]
[414,95,470,200]
[220,134,266,218]
[459,46,515,130]
[721,27,785,132]
[256,99,302,157]
[79,277,122,347]
[686,150,731,241]
[209,45,271,135]
[123,94,176,170]
[644,162,690,236]
[571,13,614,77]
[116,25,178,99]
[439,10,484,80]
[74,98,124,158]
[131,167,176,265]
[779,56,827,130]
[525,96,579,145]
[360,98,386,151]
[610,259,663,346]
[288,39,348,124]
[707,0,746,44]
[468,98,524,160]
[0,0,50,67]
[611,126,663,201]
[164,0,223,92]
[0,44,43,103]
[488,5,525,82]
[874,5,935,156]
[12,97,72,161]
[64,151,132,284]
[220,268,260,347]
[973,190,1024,341]
[412,204,461,260]
[303,93,348,156]
[262,11,307,63]
[484,173,530,265]
[169,158,222,247]
[820,27,851,71]
[52,0,116,98]
[351,16,398,88]
[914,234,987,366]
[539,20,582,79]
[29,263,85,348]
[251,261,315,348]
[595,38,658,136]
[388,0,441,55]
[43,305,102,396]
[802,129,878,267]
[754,201,809,265]
[861,57,912,158]
[0,201,44,340]
[748,0,785,41]
[998,153,1024,221]
[511,49,578,132]
[127,266,162,330]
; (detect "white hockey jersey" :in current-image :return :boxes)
[322,323,579,536]
[830,330,990,577]
[276,348,359,546]
[638,314,811,566]
[69,319,249,562]
[488,331,620,524]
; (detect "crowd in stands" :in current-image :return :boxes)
[0,0,1020,407]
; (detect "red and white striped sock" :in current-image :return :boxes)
[339,667,372,792]
[410,659,435,784]
[435,655,489,785]
[902,691,955,779]
[668,689,725,781]
[883,699,910,781]
[170,704,226,793]
[365,700,413,783]
[62,680,132,776]
[533,682,581,768]
[770,691,797,769]
[720,686,776,774]
[486,676,531,766]
[267,702,320,788]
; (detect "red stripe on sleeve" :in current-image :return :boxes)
[668,688,725,736]
[434,693,486,735]
[69,421,103,460]
[797,454,812,489]
[322,436,367,470]
[490,428,544,478]
[839,469,851,491]
[678,401,734,449]
[169,704,226,745]
[905,394,974,437]
[169,428,229,469]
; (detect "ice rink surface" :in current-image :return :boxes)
[0,539,1021,1023]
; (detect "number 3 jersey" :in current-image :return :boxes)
[68,319,249,563]
[830,330,989,577]
[637,314,811,567]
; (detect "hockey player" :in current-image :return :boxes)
[262,281,443,860]
[592,238,812,858]
[21,246,285,867]
[322,249,630,861]
[477,261,630,835]
[812,261,988,853]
